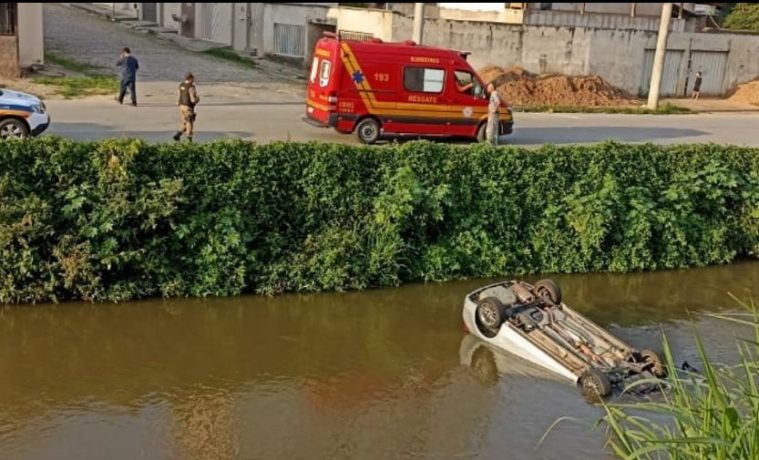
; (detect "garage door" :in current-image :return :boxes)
[639,49,683,97]
[200,3,232,45]
[273,23,305,58]
[688,51,728,96]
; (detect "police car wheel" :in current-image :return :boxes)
[0,118,29,140]
[356,118,380,144]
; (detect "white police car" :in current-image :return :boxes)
[0,88,50,139]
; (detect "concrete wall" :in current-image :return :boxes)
[335,7,759,96]
[262,3,333,59]
[524,9,687,32]
[0,35,19,78]
[335,7,395,40]
[439,8,524,24]
[17,3,44,68]
[94,3,135,13]
[159,2,181,31]
[544,3,695,17]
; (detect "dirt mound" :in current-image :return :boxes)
[728,79,759,106]
[478,66,637,107]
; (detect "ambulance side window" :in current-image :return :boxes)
[403,67,445,93]
[454,70,483,97]
[319,60,331,87]
[310,57,319,83]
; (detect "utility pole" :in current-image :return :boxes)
[647,3,673,110]
[412,3,424,44]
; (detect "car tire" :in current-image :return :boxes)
[641,349,667,378]
[0,118,29,140]
[534,279,562,305]
[580,368,612,399]
[476,297,505,336]
[356,118,381,144]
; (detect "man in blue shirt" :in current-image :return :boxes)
[116,47,139,106]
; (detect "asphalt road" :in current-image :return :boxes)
[43,97,759,147]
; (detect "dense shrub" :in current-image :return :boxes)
[1,138,758,303]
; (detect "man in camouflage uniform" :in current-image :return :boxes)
[173,73,200,142]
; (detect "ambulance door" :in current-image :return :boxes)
[446,69,487,137]
[399,65,447,136]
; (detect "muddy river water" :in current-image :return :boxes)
[1,261,757,460]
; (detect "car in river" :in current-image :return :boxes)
[0,87,50,139]
[462,279,666,398]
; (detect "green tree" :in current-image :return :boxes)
[722,3,759,31]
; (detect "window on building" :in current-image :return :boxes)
[403,67,445,93]
[273,23,306,58]
[0,3,18,36]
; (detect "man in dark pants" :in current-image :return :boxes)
[173,73,200,142]
[116,47,139,106]
[691,71,702,100]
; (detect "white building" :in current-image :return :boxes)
[91,3,336,66]
[0,2,44,77]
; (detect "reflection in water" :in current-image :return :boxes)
[171,388,240,460]
[0,261,757,459]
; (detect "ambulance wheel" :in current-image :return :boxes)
[356,118,381,144]
[476,123,487,143]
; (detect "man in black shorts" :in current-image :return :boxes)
[691,71,702,100]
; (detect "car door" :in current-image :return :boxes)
[446,69,486,137]
[396,65,447,136]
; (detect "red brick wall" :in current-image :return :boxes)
[0,35,19,78]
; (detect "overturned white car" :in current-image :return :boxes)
[462,279,666,398]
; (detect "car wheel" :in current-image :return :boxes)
[580,368,612,399]
[534,279,562,305]
[476,297,505,335]
[0,119,29,140]
[641,349,667,378]
[356,118,381,144]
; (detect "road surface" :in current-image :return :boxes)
[43,97,759,147]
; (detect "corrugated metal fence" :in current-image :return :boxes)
[273,23,306,58]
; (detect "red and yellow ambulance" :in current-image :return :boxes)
[304,33,513,144]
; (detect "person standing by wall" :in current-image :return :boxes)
[116,47,139,106]
[173,73,200,142]
[691,71,703,100]
[486,82,501,146]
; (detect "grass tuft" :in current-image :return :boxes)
[202,47,257,69]
[32,76,118,99]
[601,294,759,460]
[34,51,118,98]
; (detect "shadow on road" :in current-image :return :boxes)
[509,126,708,145]
[47,122,252,143]
[130,101,304,108]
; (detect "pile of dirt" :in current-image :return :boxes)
[727,79,759,106]
[478,66,638,107]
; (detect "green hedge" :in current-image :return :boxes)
[2,138,758,303]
